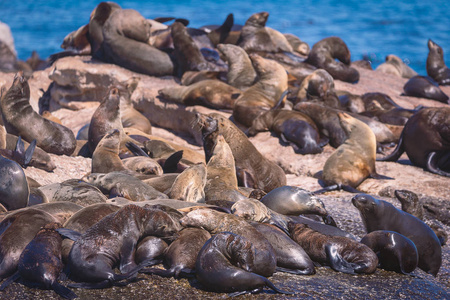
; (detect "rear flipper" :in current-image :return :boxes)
[312,184,361,195]
[51,282,78,299]
[125,142,149,157]
[426,152,450,177]
[377,134,405,162]
[325,244,357,274]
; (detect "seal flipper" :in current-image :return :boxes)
[312,184,361,195]
[0,271,20,290]
[323,215,338,227]
[325,243,357,274]
[24,139,36,166]
[56,228,82,241]
[369,172,394,180]
[426,152,450,177]
[275,266,314,275]
[51,281,78,299]
[162,150,183,173]
[125,142,149,157]
[377,134,405,162]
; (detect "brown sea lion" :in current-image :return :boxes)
[134,236,168,265]
[0,222,77,299]
[167,162,207,203]
[289,222,378,274]
[403,75,449,104]
[375,54,418,78]
[197,112,286,192]
[217,43,257,90]
[158,79,241,110]
[195,232,294,296]
[180,208,277,277]
[1,73,76,156]
[247,109,325,155]
[0,155,29,211]
[91,129,132,174]
[122,156,163,176]
[352,194,442,276]
[361,92,416,125]
[59,204,182,288]
[426,39,450,85]
[378,107,450,177]
[180,70,224,86]
[283,33,310,56]
[360,230,418,274]
[322,112,390,190]
[232,53,288,128]
[305,37,359,83]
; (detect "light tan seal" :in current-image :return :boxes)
[375,54,417,78]
[167,162,207,203]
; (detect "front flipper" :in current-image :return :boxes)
[0,271,20,290]
[56,228,82,241]
[325,244,357,274]
[51,281,78,299]
[236,168,256,189]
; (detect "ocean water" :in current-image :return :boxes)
[1,0,449,75]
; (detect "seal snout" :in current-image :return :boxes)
[351,193,368,208]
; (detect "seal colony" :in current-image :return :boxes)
[0,2,449,299]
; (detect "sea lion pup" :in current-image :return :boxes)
[217,43,257,90]
[233,53,288,128]
[294,69,341,109]
[360,230,418,274]
[247,109,325,155]
[375,54,418,78]
[352,194,442,276]
[61,203,120,263]
[180,208,277,277]
[251,222,315,275]
[204,135,248,203]
[403,75,449,104]
[426,39,450,85]
[91,129,132,174]
[0,155,29,211]
[0,222,77,299]
[157,79,241,110]
[394,190,448,246]
[196,232,294,296]
[304,37,359,83]
[283,33,310,56]
[0,208,58,281]
[1,73,76,156]
[140,227,211,278]
[101,7,174,76]
[197,112,286,192]
[321,112,391,192]
[237,12,292,53]
[293,102,348,148]
[167,162,207,203]
[82,172,168,201]
[121,156,163,175]
[378,107,450,177]
[118,77,152,134]
[57,204,182,289]
[288,222,378,274]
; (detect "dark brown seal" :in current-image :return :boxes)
[352,194,442,276]
[197,112,286,192]
[1,73,76,155]
[134,236,168,265]
[360,230,418,274]
[0,222,77,299]
[60,204,182,288]
[378,107,450,177]
[426,39,450,85]
[195,232,294,296]
[403,75,449,104]
[289,222,378,274]
[0,155,29,211]
[305,37,359,83]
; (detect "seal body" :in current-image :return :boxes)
[168,162,207,203]
[426,39,450,85]
[1,74,76,156]
[352,194,442,276]
[375,54,417,79]
[403,76,449,104]
[0,156,29,211]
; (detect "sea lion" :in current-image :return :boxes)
[289,222,378,274]
[61,203,120,263]
[347,112,398,145]
[158,79,241,110]
[180,208,277,277]
[82,172,168,201]
[140,227,211,278]
[135,236,168,265]
[142,174,178,193]
[337,90,365,113]
[1,73,76,156]
[195,232,294,296]
[0,222,77,299]
[0,208,57,281]
[122,156,163,175]
[251,222,315,275]
[322,112,389,190]
[246,109,325,155]
[360,92,416,125]
[305,37,359,83]
[378,107,450,177]
[375,54,418,78]
[167,162,207,203]
[197,112,286,192]
[283,33,310,56]
[0,155,29,211]
[403,76,449,104]
[426,39,450,85]
[217,43,257,90]
[92,129,133,174]
[360,230,418,274]
[101,8,174,76]
[59,204,182,288]
[232,53,288,128]
[352,193,442,276]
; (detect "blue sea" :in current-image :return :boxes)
[1,0,449,75]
